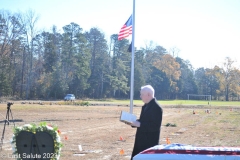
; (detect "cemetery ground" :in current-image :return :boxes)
[0,100,240,160]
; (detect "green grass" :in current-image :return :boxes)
[158,100,240,106]
[86,99,240,106]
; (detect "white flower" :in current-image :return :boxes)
[23,124,32,128]
[10,135,14,143]
[11,144,16,153]
[56,135,61,142]
[10,137,16,153]
[16,126,22,130]
[46,125,53,130]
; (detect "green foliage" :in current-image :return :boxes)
[0,71,12,96]
[165,123,177,127]
[85,28,110,98]
[72,101,90,106]
[58,100,90,106]
[79,101,90,106]
[176,57,198,99]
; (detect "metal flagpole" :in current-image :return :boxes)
[130,0,135,114]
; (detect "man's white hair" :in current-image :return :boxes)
[141,85,155,97]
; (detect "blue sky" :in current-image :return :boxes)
[1,0,240,69]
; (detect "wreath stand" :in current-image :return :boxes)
[11,123,62,160]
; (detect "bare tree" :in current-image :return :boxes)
[213,57,239,101]
[20,9,39,99]
[169,46,180,58]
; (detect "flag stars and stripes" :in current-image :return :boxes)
[118,15,132,40]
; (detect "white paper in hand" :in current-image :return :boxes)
[120,111,137,124]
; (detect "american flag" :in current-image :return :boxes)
[118,15,132,40]
[133,144,240,160]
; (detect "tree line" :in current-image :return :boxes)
[0,10,240,101]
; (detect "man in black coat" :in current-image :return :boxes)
[130,85,163,160]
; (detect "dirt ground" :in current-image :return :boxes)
[0,101,240,160]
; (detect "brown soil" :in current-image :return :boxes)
[0,102,240,160]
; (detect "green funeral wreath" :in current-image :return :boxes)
[11,122,63,160]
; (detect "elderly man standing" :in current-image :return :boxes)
[130,85,163,160]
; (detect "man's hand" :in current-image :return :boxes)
[131,120,140,127]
